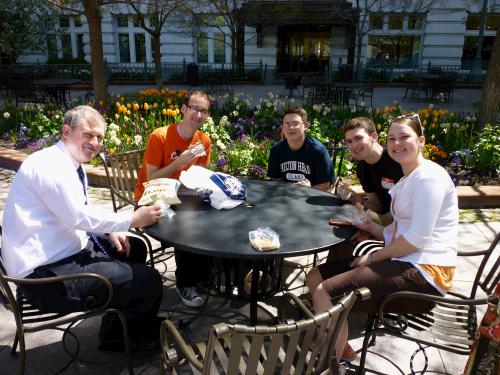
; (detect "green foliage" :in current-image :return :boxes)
[470,124,500,173]
[0,0,58,63]
[1,89,498,183]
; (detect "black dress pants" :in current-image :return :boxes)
[22,236,163,341]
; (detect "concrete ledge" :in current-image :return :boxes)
[1,146,498,208]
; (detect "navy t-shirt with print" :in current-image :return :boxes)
[267,136,333,186]
[357,148,404,214]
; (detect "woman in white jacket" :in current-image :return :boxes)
[307,114,458,365]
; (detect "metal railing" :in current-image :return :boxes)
[0,60,486,85]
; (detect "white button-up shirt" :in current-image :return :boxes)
[2,141,131,277]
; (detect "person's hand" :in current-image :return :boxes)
[131,205,162,228]
[295,179,311,187]
[176,143,205,166]
[109,232,131,256]
[350,254,373,268]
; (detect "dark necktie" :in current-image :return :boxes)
[76,165,88,204]
[77,166,110,255]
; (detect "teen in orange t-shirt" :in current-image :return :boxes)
[135,90,212,308]
[134,123,211,200]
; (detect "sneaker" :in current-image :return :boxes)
[176,286,205,308]
[338,361,352,375]
[341,343,357,362]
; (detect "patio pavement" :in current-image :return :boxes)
[0,166,498,374]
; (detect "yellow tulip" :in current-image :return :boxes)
[115,101,120,108]
[422,120,427,127]
[143,103,149,110]
[133,103,139,111]
[114,113,119,120]
[127,103,131,109]
[162,108,167,115]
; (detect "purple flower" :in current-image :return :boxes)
[217,157,228,166]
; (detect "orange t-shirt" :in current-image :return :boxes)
[419,264,455,292]
[134,123,211,201]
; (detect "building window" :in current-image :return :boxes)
[117,15,129,28]
[407,14,423,30]
[135,33,146,63]
[116,15,151,63]
[47,34,58,59]
[214,33,225,63]
[463,13,498,68]
[197,32,209,63]
[77,34,85,59]
[369,13,384,30]
[466,13,500,31]
[368,35,420,64]
[47,15,86,61]
[195,13,229,64]
[119,34,130,62]
[59,16,70,28]
[388,14,403,30]
[367,13,424,65]
[61,34,72,59]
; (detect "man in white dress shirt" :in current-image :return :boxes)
[2,105,164,351]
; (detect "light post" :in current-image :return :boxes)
[469,0,489,82]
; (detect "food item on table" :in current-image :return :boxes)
[329,218,353,227]
[190,142,207,157]
[249,227,280,251]
[351,202,368,225]
[138,178,181,206]
[337,180,353,200]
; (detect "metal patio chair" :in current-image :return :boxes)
[357,232,500,374]
[160,288,371,375]
[0,225,134,375]
[99,149,172,268]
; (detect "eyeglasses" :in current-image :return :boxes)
[186,105,210,116]
[394,113,424,135]
[282,121,304,129]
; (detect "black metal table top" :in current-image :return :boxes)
[145,178,356,259]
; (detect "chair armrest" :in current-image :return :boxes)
[283,292,315,319]
[4,272,114,311]
[160,319,203,371]
[377,291,491,331]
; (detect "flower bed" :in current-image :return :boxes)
[1,88,498,186]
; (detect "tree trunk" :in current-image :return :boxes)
[83,0,107,110]
[478,26,500,129]
[153,34,163,88]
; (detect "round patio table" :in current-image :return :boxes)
[145,178,356,324]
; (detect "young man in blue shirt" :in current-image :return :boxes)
[267,107,333,191]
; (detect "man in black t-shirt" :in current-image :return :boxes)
[342,117,403,223]
[267,107,333,191]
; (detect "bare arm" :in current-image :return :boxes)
[350,234,417,268]
[312,181,331,191]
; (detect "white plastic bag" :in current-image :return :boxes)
[179,166,246,210]
[249,227,280,251]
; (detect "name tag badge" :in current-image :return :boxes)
[381,177,395,190]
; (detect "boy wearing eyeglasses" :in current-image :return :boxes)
[342,117,403,223]
[135,89,212,309]
[267,107,333,191]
